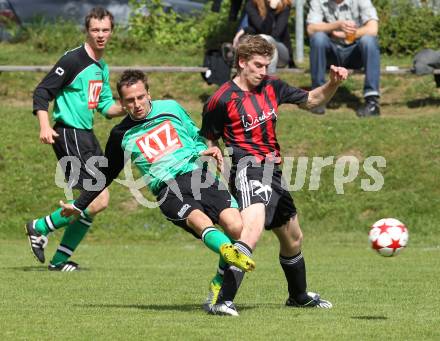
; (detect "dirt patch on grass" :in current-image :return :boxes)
[119,198,140,212]
[337,148,364,161]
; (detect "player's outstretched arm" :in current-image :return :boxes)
[302,65,348,109]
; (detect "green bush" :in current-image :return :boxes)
[128,0,236,50]
[11,0,238,54]
[6,0,439,56]
[376,0,440,55]
[20,18,83,53]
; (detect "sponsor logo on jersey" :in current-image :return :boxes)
[250,180,272,204]
[241,108,277,131]
[88,80,103,109]
[177,204,191,218]
[136,120,183,163]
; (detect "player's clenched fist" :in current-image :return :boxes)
[329,65,349,84]
[39,126,59,144]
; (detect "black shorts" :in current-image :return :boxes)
[52,122,104,191]
[231,163,297,229]
[156,168,238,238]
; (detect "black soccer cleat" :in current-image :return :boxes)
[48,261,80,272]
[286,291,333,309]
[24,220,48,264]
[356,99,380,117]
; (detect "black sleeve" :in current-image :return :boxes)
[74,127,127,211]
[272,7,290,40]
[32,54,76,115]
[200,96,227,141]
[271,78,309,105]
[244,0,274,34]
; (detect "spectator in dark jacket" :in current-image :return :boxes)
[233,0,296,68]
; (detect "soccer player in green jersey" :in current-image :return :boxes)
[25,7,125,271]
[60,70,255,315]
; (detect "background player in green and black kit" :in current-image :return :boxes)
[60,70,255,315]
[25,8,125,271]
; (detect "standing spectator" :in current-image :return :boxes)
[233,0,296,69]
[25,7,124,271]
[307,0,381,116]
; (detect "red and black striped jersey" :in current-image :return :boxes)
[200,76,308,164]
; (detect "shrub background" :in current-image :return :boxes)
[8,0,440,57]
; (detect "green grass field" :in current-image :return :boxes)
[1,232,439,340]
[1,40,440,340]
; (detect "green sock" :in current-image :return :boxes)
[50,210,93,265]
[201,227,232,254]
[34,202,75,236]
[212,257,227,286]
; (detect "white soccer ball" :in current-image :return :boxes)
[368,218,409,257]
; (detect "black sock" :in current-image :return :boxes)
[279,251,309,303]
[217,241,252,303]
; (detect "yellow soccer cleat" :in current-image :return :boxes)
[202,281,221,312]
[220,243,255,272]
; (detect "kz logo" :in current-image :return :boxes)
[136,120,183,163]
[88,80,103,109]
[250,180,272,204]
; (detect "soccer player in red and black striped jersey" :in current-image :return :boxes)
[200,35,348,313]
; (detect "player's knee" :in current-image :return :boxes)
[99,199,109,211]
[89,190,110,214]
[287,228,303,250]
[224,221,243,240]
[292,231,303,248]
[98,192,110,210]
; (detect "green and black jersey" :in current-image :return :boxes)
[74,100,208,211]
[33,44,115,130]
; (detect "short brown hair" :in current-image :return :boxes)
[85,7,114,31]
[117,69,149,99]
[234,35,275,72]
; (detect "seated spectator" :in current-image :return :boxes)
[307,0,381,116]
[233,0,296,70]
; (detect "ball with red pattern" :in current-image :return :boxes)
[368,218,409,257]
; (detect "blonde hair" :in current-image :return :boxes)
[234,35,275,72]
[252,0,292,19]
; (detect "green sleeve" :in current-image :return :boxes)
[97,63,115,118]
